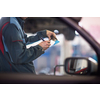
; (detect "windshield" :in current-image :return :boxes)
[80,17,100,44]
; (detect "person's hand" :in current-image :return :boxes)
[38,40,51,50]
[46,30,57,41]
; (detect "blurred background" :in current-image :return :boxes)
[24,17,99,75]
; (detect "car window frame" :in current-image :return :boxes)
[57,17,100,75]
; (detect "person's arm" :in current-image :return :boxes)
[24,29,57,44]
[24,30,47,44]
[3,24,45,64]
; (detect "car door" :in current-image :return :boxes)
[0,17,100,84]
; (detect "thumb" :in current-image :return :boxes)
[48,36,51,41]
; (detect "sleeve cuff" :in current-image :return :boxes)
[37,30,47,38]
[36,45,45,53]
[41,30,47,37]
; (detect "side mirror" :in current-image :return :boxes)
[64,57,98,75]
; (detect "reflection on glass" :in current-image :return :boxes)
[66,59,88,74]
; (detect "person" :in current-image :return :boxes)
[0,17,57,73]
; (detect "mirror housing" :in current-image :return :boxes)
[64,57,98,75]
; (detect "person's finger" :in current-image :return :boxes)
[47,40,50,43]
[45,40,50,43]
[47,30,57,40]
[48,36,51,41]
[48,43,51,46]
[51,32,57,39]
[48,42,50,43]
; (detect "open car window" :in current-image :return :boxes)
[24,17,98,75]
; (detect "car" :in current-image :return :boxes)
[0,17,100,84]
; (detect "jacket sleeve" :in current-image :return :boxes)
[3,24,44,64]
[24,30,47,44]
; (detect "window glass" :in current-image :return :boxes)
[80,17,100,44]
[25,17,97,75]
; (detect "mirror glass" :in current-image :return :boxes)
[65,58,88,74]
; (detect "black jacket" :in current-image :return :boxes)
[0,17,47,73]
